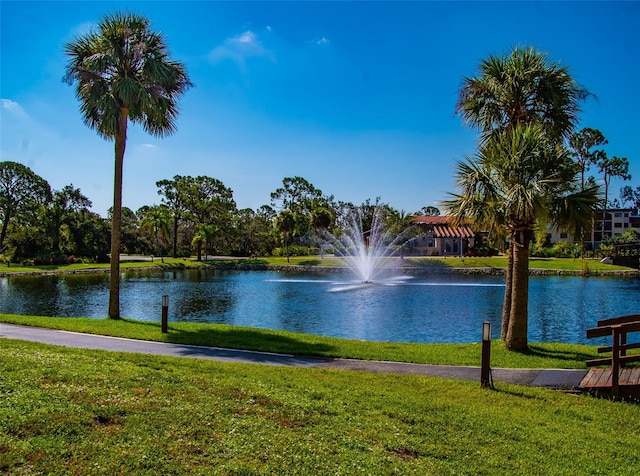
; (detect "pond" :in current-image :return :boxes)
[1,269,638,345]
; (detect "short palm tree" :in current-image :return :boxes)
[140,205,171,262]
[275,210,296,263]
[64,12,192,318]
[192,224,216,262]
[444,124,599,349]
[450,46,593,350]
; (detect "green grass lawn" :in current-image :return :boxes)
[219,255,634,273]
[0,257,206,274]
[1,339,639,475]
[0,314,604,369]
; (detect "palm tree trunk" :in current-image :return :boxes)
[0,209,12,251]
[172,215,179,258]
[501,240,514,340]
[285,233,290,263]
[505,228,531,350]
[155,230,164,263]
[108,108,128,319]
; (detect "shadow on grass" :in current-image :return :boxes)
[166,326,337,357]
[116,319,336,357]
[298,259,322,266]
[516,344,596,363]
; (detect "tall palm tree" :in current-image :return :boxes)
[451,46,592,350]
[457,46,588,143]
[140,205,171,262]
[64,12,192,319]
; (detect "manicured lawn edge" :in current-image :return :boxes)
[2,255,637,277]
[0,313,600,369]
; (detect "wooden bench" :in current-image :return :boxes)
[581,314,640,400]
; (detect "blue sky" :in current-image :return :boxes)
[1,1,639,217]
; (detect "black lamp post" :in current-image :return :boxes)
[161,295,169,333]
[481,321,493,389]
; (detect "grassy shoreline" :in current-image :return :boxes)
[1,255,635,369]
[1,314,601,369]
[1,255,638,277]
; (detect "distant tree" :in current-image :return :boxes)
[45,184,93,256]
[358,197,393,235]
[388,209,415,237]
[620,185,640,214]
[64,12,192,319]
[233,208,271,257]
[418,206,441,216]
[192,223,216,261]
[270,177,333,246]
[157,175,187,258]
[108,207,140,255]
[275,210,296,263]
[74,210,110,261]
[0,161,52,253]
[310,206,334,231]
[177,176,236,253]
[596,155,631,243]
[140,205,171,262]
[597,155,631,209]
[310,206,334,258]
[270,176,326,215]
[568,128,608,190]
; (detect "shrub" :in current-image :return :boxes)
[530,241,574,258]
[272,245,311,257]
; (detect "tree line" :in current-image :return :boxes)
[0,165,432,264]
[1,138,634,268]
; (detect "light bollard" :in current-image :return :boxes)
[481,321,493,389]
[161,295,169,333]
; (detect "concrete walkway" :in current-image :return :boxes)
[0,323,587,389]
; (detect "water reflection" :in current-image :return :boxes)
[1,270,638,345]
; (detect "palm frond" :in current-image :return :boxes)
[64,11,193,138]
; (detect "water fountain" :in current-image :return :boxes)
[324,208,410,284]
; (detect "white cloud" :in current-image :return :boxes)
[1,98,28,118]
[316,37,330,46]
[209,30,274,65]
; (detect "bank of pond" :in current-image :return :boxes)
[1,268,638,346]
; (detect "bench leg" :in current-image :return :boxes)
[612,327,620,400]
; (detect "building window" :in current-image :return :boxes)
[614,223,622,228]
[560,232,568,239]
[614,212,622,218]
